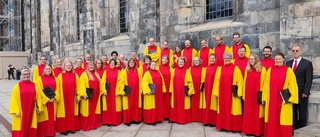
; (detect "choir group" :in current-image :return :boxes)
[10,32,304,137]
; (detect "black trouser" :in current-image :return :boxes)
[293,96,309,129]
[8,72,15,80]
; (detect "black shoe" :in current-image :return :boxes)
[106,124,112,127]
[68,130,75,134]
[152,123,156,126]
[61,132,69,136]
[126,123,131,126]
[132,121,141,124]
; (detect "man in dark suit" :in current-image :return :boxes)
[286,44,313,129]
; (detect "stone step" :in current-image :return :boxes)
[311,77,320,92]
[294,124,320,137]
[309,91,320,124]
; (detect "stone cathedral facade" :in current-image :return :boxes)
[21,0,320,72]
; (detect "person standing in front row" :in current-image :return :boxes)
[286,44,313,130]
[158,55,172,120]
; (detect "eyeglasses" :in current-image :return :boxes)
[22,73,30,76]
[292,50,299,52]
[224,58,231,60]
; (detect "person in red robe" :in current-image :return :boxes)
[198,39,213,67]
[10,68,42,137]
[33,55,47,82]
[101,59,123,126]
[181,39,198,68]
[53,58,63,77]
[119,54,127,68]
[160,40,174,67]
[233,46,249,76]
[131,50,142,68]
[95,59,104,77]
[142,61,166,125]
[230,32,250,60]
[75,58,85,77]
[242,53,266,136]
[263,52,298,137]
[139,55,151,75]
[79,62,103,131]
[202,54,219,126]
[102,55,110,70]
[82,53,92,70]
[170,57,195,124]
[158,55,172,119]
[213,36,229,66]
[260,46,275,70]
[56,61,81,135]
[213,52,243,132]
[115,59,124,71]
[36,64,60,137]
[173,45,182,68]
[190,57,205,122]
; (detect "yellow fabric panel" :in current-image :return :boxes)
[78,73,90,117]
[33,66,39,82]
[81,63,84,69]
[144,46,161,66]
[213,67,222,97]
[262,68,271,122]
[231,66,243,115]
[184,69,194,109]
[141,71,155,109]
[119,70,128,110]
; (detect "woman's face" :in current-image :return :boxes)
[116,60,121,67]
[224,56,232,65]
[65,62,73,72]
[178,59,185,67]
[109,61,115,68]
[96,60,102,69]
[129,60,135,68]
[209,55,216,64]
[275,55,284,67]
[76,59,82,67]
[194,58,200,66]
[88,63,95,71]
[21,71,31,81]
[175,47,181,52]
[44,66,52,75]
[145,58,150,64]
[150,62,157,70]
[249,55,255,66]
[162,57,168,65]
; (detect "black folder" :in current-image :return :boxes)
[200,82,204,92]
[232,85,238,97]
[184,86,189,96]
[280,89,291,104]
[105,82,110,91]
[257,91,262,104]
[43,86,56,99]
[124,85,132,96]
[149,84,156,94]
[86,88,93,99]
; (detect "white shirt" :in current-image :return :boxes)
[292,57,302,68]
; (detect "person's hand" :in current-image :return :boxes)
[174,55,177,58]
[49,98,55,103]
[15,113,20,117]
[302,94,308,98]
[104,92,108,96]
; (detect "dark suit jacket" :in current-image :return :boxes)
[286,58,313,95]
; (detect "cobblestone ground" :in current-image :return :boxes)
[0,80,250,137]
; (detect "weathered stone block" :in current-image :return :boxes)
[313,16,320,37]
[286,17,312,37]
[294,1,320,17]
[259,33,280,50]
[312,56,320,73]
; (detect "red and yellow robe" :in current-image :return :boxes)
[119,67,143,124]
[56,71,81,132]
[213,44,229,66]
[101,68,123,126]
[74,67,85,77]
[198,47,213,67]
[133,58,142,68]
[95,68,104,77]
[79,71,104,131]
[160,47,174,67]
[181,47,198,68]
[103,63,110,70]
[138,63,149,76]
[173,52,181,68]
[158,63,173,119]
[141,69,166,124]
[33,64,45,82]
[233,57,249,76]
[230,42,250,60]
[9,80,42,137]
[263,65,298,137]
[81,62,89,70]
[190,65,206,122]
[260,58,275,70]
[170,67,194,124]
[213,64,243,131]
[242,67,266,136]
[144,45,161,66]
[53,67,63,77]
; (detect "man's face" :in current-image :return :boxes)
[102,56,108,63]
[112,54,118,59]
[263,48,272,58]
[131,52,137,58]
[215,37,222,45]
[233,34,240,43]
[185,40,191,47]
[238,48,246,58]
[200,40,207,48]
[291,46,302,59]
[40,57,47,65]
[120,55,125,61]
[163,41,169,48]
[149,38,155,45]
[55,60,62,68]
[76,59,83,67]
[85,55,91,62]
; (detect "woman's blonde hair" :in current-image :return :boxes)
[246,53,262,72]
[62,61,74,73]
[85,62,100,81]
[126,58,137,72]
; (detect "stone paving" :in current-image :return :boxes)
[0,80,249,137]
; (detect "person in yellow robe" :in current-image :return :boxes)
[10,68,42,137]
[263,52,298,137]
[144,37,161,66]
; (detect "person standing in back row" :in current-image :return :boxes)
[230,32,250,60]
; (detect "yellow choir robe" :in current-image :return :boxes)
[144,45,161,66]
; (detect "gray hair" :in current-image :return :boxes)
[223,52,232,59]
[21,68,30,74]
[192,56,202,66]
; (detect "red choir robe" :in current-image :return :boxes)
[56,71,81,132]
[120,61,126,68]
[160,47,174,67]
[170,67,194,124]
[213,44,229,66]
[233,57,249,76]
[104,63,110,70]
[230,42,250,60]
[101,68,122,126]
[95,68,104,77]
[181,47,198,68]
[133,58,142,68]
[158,63,173,119]
[213,64,243,131]
[10,80,42,137]
[119,67,143,124]
[198,47,213,67]
[263,65,298,137]
[33,64,45,82]
[202,63,219,125]
[260,57,275,70]
[242,67,266,136]
[141,69,166,124]
[139,63,149,75]
[74,67,85,77]
[81,62,89,70]
[173,52,181,68]
[144,45,161,66]
[36,75,60,137]
[79,71,104,131]
[53,67,63,77]
[190,65,206,122]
